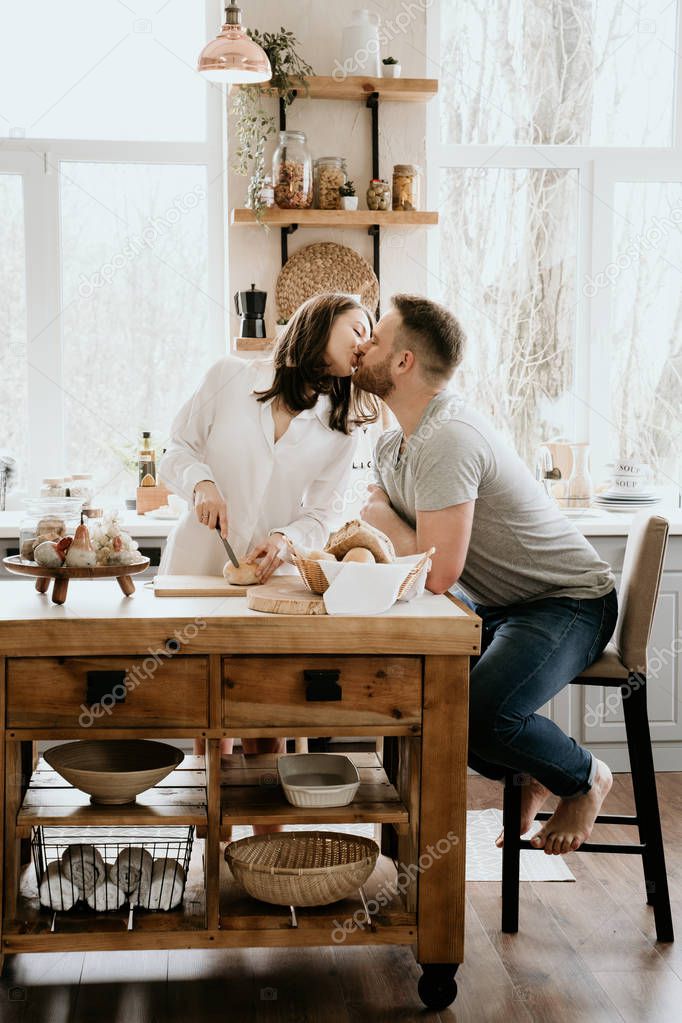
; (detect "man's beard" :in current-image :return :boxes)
[353,353,395,399]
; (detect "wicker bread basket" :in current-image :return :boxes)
[286,537,435,599]
[225,830,379,906]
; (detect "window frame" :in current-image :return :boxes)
[0,0,227,494]
[426,0,682,484]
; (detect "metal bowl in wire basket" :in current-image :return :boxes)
[225,830,380,907]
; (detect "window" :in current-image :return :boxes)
[430,0,682,486]
[0,2,225,500]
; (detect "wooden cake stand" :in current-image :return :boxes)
[2,556,150,605]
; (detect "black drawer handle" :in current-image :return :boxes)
[86,670,127,707]
[304,669,342,702]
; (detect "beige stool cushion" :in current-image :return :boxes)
[578,642,629,680]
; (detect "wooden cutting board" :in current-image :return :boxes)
[246,578,326,615]
[154,575,250,597]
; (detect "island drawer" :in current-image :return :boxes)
[222,655,422,731]
[6,656,209,728]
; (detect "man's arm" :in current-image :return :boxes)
[360,486,418,556]
[417,501,474,594]
[362,487,475,593]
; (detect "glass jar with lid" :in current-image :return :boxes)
[68,473,94,507]
[273,130,313,209]
[314,157,347,210]
[366,178,391,211]
[19,497,83,563]
[392,164,422,211]
[40,477,66,498]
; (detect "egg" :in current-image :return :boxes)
[307,550,337,562]
[342,547,376,564]
[223,562,260,585]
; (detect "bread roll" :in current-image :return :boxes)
[307,550,337,562]
[223,562,260,585]
[342,547,376,564]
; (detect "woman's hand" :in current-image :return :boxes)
[193,480,228,538]
[245,533,288,584]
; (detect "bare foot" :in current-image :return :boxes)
[529,759,613,855]
[495,776,551,848]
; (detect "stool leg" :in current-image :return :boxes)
[501,772,522,933]
[622,676,674,942]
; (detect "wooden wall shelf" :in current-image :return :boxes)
[232,209,438,228]
[283,76,438,103]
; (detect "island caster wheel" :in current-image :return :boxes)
[418,964,458,1010]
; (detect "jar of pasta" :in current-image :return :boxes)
[314,157,347,210]
[273,130,313,210]
[392,164,421,211]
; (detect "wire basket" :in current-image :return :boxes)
[31,825,194,913]
[225,830,379,907]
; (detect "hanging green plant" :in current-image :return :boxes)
[231,27,314,223]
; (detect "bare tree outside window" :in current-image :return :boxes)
[437,0,680,480]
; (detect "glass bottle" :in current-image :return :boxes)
[366,178,391,211]
[138,431,157,486]
[272,130,313,210]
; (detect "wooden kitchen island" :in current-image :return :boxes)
[0,580,480,1010]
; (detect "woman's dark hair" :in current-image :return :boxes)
[256,292,379,433]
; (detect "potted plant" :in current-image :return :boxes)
[339,180,358,211]
[275,317,289,338]
[231,28,314,222]
[382,56,401,78]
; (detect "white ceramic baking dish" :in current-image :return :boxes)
[277,753,360,808]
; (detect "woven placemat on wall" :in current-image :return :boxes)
[276,242,380,321]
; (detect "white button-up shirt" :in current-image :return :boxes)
[158,355,357,575]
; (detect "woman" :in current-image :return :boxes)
[158,293,378,814]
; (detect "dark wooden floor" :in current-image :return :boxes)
[2,772,681,1023]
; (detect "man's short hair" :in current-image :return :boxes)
[391,294,465,382]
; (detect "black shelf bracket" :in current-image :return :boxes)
[276,86,383,314]
[280,223,298,265]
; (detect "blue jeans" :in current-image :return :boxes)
[466,589,618,797]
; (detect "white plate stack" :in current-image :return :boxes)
[593,461,660,512]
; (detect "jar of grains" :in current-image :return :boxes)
[366,178,391,211]
[314,157,347,210]
[273,130,313,210]
[392,164,421,211]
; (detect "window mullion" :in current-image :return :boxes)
[23,152,63,494]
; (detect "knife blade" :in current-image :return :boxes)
[215,525,240,568]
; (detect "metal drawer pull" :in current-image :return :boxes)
[304,669,342,702]
[86,670,127,706]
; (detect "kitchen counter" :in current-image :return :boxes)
[0,581,480,1009]
[3,506,682,540]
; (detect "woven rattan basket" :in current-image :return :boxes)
[225,831,379,907]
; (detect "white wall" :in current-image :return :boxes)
[226,0,432,343]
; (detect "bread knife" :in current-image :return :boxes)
[215,525,240,568]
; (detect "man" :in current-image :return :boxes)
[353,294,617,855]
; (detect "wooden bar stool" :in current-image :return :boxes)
[501,513,674,942]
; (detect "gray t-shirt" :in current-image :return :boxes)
[372,391,615,607]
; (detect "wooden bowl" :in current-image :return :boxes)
[44,740,184,805]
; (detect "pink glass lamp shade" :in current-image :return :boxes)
[197,1,272,84]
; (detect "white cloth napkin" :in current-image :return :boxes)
[320,553,431,616]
